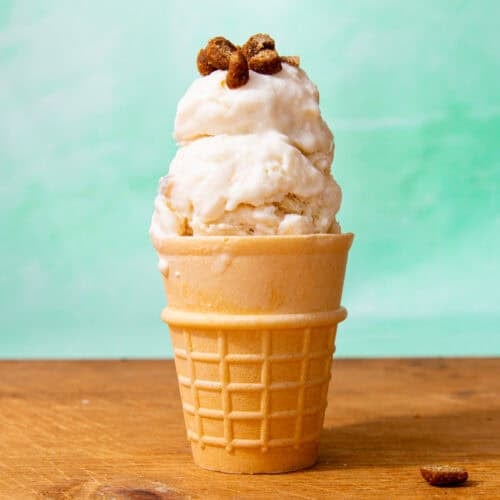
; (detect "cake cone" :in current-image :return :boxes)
[152,233,354,473]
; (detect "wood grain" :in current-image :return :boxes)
[0,358,498,499]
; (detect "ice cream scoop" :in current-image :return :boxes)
[150,62,341,238]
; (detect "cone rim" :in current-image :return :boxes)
[151,232,354,255]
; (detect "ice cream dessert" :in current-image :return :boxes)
[150,35,353,474]
[150,35,341,238]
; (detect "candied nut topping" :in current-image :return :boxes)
[196,34,300,88]
[280,55,300,67]
[242,33,275,60]
[197,48,215,76]
[420,465,468,486]
[248,49,282,74]
[205,36,237,69]
[227,49,249,89]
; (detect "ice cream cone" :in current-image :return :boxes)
[152,233,353,473]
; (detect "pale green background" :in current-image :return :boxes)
[1,0,499,358]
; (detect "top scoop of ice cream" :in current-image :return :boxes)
[174,64,334,172]
[150,36,342,238]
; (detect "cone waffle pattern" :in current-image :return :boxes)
[171,325,336,453]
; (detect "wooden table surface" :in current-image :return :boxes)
[0,358,498,499]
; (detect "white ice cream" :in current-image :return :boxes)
[150,63,342,237]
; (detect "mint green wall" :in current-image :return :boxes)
[1,1,499,358]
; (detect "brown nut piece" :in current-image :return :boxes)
[197,48,216,76]
[420,465,468,486]
[242,33,275,60]
[280,55,300,67]
[248,49,282,74]
[205,36,236,70]
[226,49,249,89]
